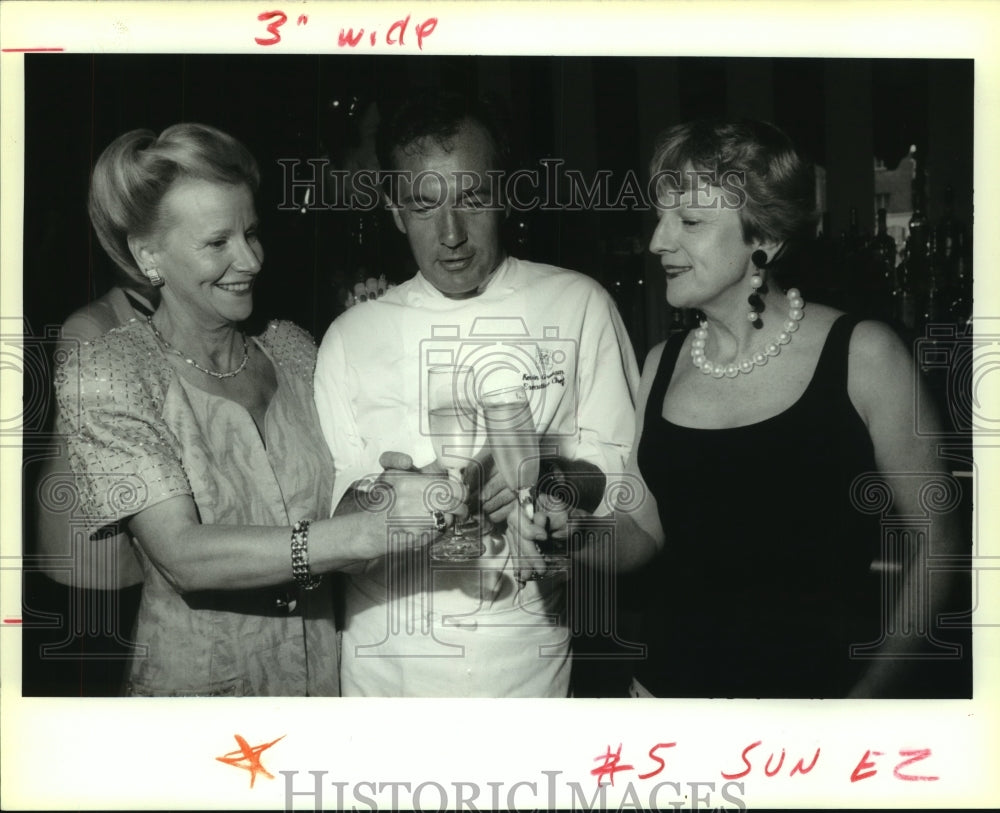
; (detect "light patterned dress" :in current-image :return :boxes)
[55,319,339,696]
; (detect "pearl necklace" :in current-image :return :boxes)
[146,316,249,379]
[691,288,805,379]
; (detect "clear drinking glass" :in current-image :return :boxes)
[426,365,486,560]
[480,385,540,516]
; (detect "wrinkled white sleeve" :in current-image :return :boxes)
[569,288,640,515]
[314,321,378,513]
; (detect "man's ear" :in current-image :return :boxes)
[384,193,406,235]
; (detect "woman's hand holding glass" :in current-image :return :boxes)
[506,499,551,584]
[351,451,469,556]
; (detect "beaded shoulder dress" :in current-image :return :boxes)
[55,319,339,696]
[634,314,882,698]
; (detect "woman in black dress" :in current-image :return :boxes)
[554,118,963,698]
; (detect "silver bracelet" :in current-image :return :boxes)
[290,519,322,590]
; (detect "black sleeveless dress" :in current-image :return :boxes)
[634,314,882,698]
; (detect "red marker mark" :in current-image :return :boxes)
[387,14,410,45]
[638,742,677,780]
[591,743,634,787]
[893,749,938,782]
[297,15,308,25]
[415,17,438,50]
[3,618,23,624]
[2,48,65,52]
[216,734,285,788]
[722,741,820,780]
[255,10,287,46]
[721,740,762,780]
[339,27,363,47]
[335,16,437,50]
[764,748,786,777]
[789,749,821,776]
[850,749,884,783]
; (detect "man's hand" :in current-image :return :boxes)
[479,469,517,523]
[464,448,516,523]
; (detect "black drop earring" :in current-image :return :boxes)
[748,249,770,329]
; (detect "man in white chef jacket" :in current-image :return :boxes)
[315,90,639,696]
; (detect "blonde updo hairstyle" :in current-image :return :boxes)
[88,123,260,282]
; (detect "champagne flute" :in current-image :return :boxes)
[481,385,544,581]
[427,365,486,560]
[480,385,540,518]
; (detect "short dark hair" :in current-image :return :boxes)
[375,89,512,183]
[88,123,260,280]
[650,118,817,246]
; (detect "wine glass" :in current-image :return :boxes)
[426,365,486,560]
[480,385,540,518]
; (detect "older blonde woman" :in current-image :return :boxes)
[56,123,462,696]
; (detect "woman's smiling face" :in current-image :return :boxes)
[649,170,758,312]
[143,178,263,326]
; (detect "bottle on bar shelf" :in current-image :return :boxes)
[923,228,949,326]
[939,185,972,326]
[871,207,897,292]
[896,168,931,332]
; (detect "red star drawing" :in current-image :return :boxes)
[216,733,285,788]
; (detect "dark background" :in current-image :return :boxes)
[20,55,974,697]
[22,54,973,354]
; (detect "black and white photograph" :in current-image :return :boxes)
[2,2,997,810]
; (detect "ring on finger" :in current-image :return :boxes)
[429,510,447,532]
